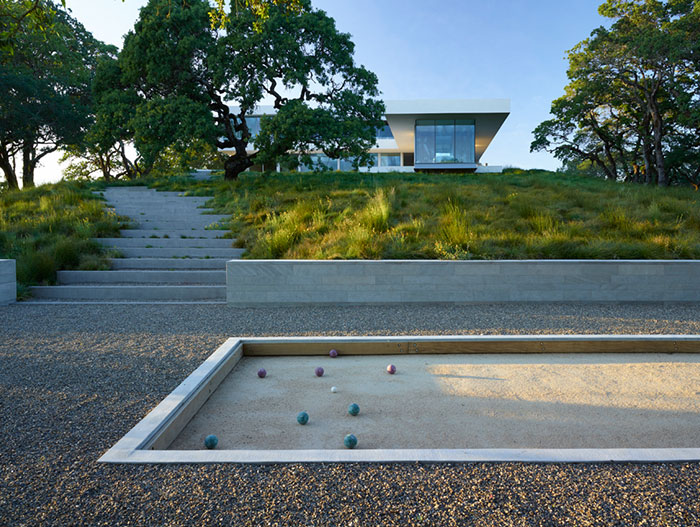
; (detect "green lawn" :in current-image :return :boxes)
[146,169,700,260]
[0,182,124,295]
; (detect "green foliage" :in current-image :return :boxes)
[0,1,112,189]
[118,0,384,180]
[143,169,700,261]
[0,0,64,55]
[0,182,123,290]
[62,55,145,182]
[532,0,700,187]
[211,0,305,30]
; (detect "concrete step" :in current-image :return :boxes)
[106,199,211,205]
[118,229,226,239]
[110,258,229,270]
[154,191,210,197]
[112,214,218,220]
[104,197,211,202]
[131,223,228,231]
[57,270,226,285]
[112,214,228,223]
[77,186,235,303]
[106,199,212,206]
[96,237,235,248]
[116,247,244,258]
[107,203,221,217]
[31,285,226,301]
[104,192,209,197]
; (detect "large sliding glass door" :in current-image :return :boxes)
[415,120,435,164]
[415,119,475,165]
[435,120,456,163]
[455,119,475,164]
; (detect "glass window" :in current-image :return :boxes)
[317,155,337,171]
[339,157,356,171]
[234,116,262,141]
[246,117,261,139]
[376,123,394,140]
[415,120,435,164]
[415,118,475,164]
[380,154,401,167]
[300,154,337,172]
[356,153,378,168]
[455,119,475,163]
[435,120,455,163]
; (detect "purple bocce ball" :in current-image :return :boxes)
[315,366,324,377]
[329,349,338,358]
[387,364,396,375]
[257,368,267,378]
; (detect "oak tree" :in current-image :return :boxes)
[0,1,109,189]
[532,0,700,186]
[119,0,384,180]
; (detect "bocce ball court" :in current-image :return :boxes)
[100,335,700,464]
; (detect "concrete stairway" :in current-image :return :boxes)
[30,187,240,303]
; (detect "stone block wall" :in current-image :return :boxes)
[0,259,16,304]
[227,260,700,306]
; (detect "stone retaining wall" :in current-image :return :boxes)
[0,259,16,304]
[226,260,700,305]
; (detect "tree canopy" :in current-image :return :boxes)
[0,0,110,189]
[116,0,384,180]
[531,0,700,186]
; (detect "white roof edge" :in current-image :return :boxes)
[229,99,511,117]
[384,99,511,115]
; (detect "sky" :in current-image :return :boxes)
[33,0,610,186]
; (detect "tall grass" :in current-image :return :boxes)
[0,182,124,295]
[136,169,700,261]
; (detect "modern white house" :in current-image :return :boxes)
[230,99,510,173]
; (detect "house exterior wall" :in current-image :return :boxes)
[227,99,510,172]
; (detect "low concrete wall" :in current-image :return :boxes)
[227,260,700,306]
[0,259,16,305]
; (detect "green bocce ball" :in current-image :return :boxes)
[297,411,309,425]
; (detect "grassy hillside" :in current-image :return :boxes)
[148,169,700,260]
[0,182,124,295]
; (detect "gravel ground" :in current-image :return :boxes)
[1,302,700,526]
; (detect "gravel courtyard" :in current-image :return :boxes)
[2,302,700,525]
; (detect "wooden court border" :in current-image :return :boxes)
[99,334,700,464]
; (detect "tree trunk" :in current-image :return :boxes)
[652,122,667,186]
[0,144,19,190]
[117,142,138,179]
[593,157,617,181]
[21,143,35,188]
[603,143,618,181]
[224,153,253,180]
[642,137,654,185]
[647,99,667,186]
[98,153,112,182]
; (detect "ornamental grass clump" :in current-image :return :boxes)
[0,182,123,294]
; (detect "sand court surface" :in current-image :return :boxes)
[169,353,700,451]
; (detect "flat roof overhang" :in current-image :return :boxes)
[383,99,510,162]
